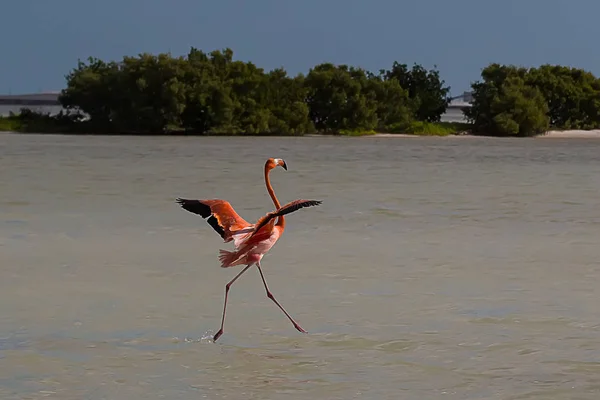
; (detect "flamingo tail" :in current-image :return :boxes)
[218,249,246,268]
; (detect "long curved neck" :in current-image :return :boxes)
[264,167,281,208]
[264,166,285,228]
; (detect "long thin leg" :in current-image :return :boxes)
[213,264,253,341]
[256,262,307,334]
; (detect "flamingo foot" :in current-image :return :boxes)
[294,324,308,334]
[213,329,224,341]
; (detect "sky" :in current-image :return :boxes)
[2,0,600,96]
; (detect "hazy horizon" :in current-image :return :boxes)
[2,0,600,96]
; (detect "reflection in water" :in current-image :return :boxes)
[1,133,600,399]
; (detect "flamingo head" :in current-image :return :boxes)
[266,158,287,171]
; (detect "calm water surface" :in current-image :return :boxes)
[1,133,600,399]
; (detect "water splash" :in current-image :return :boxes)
[171,330,216,344]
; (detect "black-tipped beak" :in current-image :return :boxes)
[282,161,288,170]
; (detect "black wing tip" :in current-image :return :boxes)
[250,199,322,237]
[299,200,323,208]
[174,198,212,218]
[176,197,196,203]
[175,198,195,208]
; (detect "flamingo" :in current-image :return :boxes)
[175,158,322,341]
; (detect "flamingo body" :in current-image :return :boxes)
[218,225,281,267]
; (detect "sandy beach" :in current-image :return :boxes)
[370,129,600,138]
[538,129,600,138]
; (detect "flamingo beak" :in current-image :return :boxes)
[273,158,287,170]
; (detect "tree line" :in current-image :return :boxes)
[6,48,600,136]
[56,48,452,135]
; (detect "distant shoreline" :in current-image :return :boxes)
[366,130,600,139]
[271,130,600,139]
[535,130,600,139]
[3,129,600,139]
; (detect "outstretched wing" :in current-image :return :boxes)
[175,198,254,246]
[250,199,322,237]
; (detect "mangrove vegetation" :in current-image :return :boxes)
[2,48,600,137]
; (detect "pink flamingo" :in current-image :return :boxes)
[176,158,322,341]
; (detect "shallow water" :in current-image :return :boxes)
[2,133,600,399]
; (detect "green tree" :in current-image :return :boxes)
[61,53,189,133]
[526,65,600,129]
[467,63,600,133]
[471,75,549,136]
[261,69,313,134]
[366,72,413,130]
[382,62,451,122]
[304,63,379,132]
[59,57,121,131]
[112,53,188,133]
[181,48,236,133]
[181,48,312,135]
[464,63,529,133]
